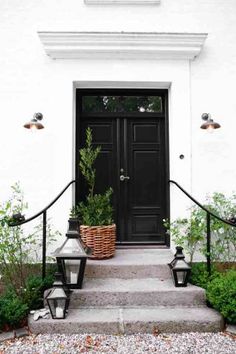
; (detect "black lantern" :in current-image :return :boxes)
[46,273,68,319]
[24,112,44,130]
[169,246,191,287]
[53,219,91,289]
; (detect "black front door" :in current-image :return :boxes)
[76,89,169,246]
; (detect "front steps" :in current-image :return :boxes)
[28,249,224,334]
[29,307,223,335]
[69,278,206,307]
[84,249,171,279]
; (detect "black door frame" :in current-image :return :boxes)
[75,88,170,247]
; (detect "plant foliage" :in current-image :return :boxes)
[78,188,113,226]
[0,183,59,292]
[21,274,54,310]
[75,128,114,226]
[206,270,236,324]
[79,127,101,197]
[0,274,54,330]
[164,192,236,263]
[189,263,219,289]
[0,288,28,329]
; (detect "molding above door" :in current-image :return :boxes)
[38,31,207,60]
[84,0,160,4]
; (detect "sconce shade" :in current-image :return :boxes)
[200,119,221,130]
[24,113,44,130]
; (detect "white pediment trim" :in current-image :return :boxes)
[38,31,208,60]
[84,0,160,4]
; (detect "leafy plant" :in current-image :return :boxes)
[21,274,54,310]
[204,193,236,263]
[0,183,58,292]
[163,208,205,263]
[189,262,219,289]
[0,183,31,291]
[164,192,236,263]
[79,127,101,198]
[75,128,114,226]
[78,188,113,226]
[27,217,60,263]
[206,270,236,324]
[70,205,79,218]
[0,288,28,329]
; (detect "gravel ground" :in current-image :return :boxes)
[0,332,235,354]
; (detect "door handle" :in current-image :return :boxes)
[120,175,130,182]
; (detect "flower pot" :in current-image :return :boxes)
[80,224,116,259]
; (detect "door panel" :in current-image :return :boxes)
[76,90,168,245]
[126,118,166,243]
[79,118,117,196]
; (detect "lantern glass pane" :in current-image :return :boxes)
[59,238,84,255]
[47,287,67,299]
[64,259,79,284]
[176,270,186,285]
[47,298,66,319]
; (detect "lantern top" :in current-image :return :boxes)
[53,236,89,258]
[47,286,67,300]
[174,246,185,259]
[172,259,191,271]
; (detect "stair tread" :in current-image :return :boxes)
[87,249,173,266]
[28,306,223,334]
[78,278,204,293]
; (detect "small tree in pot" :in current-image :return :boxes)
[77,128,115,259]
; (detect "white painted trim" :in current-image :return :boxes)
[38,32,207,60]
[73,81,171,89]
[84,0,160,4]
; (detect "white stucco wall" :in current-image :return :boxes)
[0,0,236,250]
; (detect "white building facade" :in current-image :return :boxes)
[0,0,236,248]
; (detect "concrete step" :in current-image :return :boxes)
[28,306,224,334]
[85,249,173,279]
[70,278,206,308]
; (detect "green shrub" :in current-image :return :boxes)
[0,183,58,292]
[164,192,236,263]
[21,274,54,310]
[0,288,28,329]
[190,263,219,289]
[163,209,205,263]
[78,188,114,226]
[206,269,236,324]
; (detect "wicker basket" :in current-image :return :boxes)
[80,224,116,260]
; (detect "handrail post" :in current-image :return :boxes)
[206,212,211,276]
[42,210,47,280]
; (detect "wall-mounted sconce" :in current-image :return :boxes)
[24,113,44,130]
[200,113,220,132]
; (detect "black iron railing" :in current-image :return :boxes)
[169,180,236,274]
[9,180,76,279]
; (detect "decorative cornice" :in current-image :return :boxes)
[84,0,160,4]
[38,32,208,60]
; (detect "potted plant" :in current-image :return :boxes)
[76,128,116,259]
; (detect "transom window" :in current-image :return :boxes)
[82,95,163,113]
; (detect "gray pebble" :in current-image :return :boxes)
[0,332,235,354]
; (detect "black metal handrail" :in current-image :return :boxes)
[9,179,76,279]
[169,179,236,274]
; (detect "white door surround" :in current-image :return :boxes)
[37,30,208,244]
